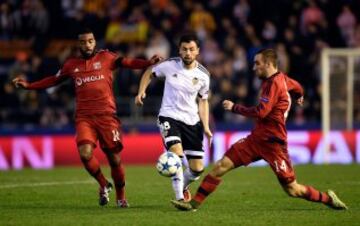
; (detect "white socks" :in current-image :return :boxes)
[171,166,184,200]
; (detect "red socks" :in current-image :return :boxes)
[111,164,126,201]
[193,174,222,205]
[304,186,330,204]
[81,156,107,187]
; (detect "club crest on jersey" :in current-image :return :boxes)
[192,77,199,85]
[93,62,101,70]
[172,74,177,78]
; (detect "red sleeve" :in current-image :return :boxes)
[107,49,152,70]
[27,74,68,90]
[285,76,304,99]
[27,62,71,90]
[116,57,152,69]
[232,81,278,119]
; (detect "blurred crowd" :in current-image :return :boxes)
[1,0,360,130]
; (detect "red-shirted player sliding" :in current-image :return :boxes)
[12,28,161,208]
[172,48,347,211]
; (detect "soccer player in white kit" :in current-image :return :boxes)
[135,34,212,202]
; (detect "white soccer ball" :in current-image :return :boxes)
[156,152,182,177]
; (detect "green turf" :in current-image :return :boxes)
[0,164,359,226]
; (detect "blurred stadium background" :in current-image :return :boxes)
[0,0,359,169]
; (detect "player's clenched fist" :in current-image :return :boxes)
[12,77,29,89]
[296,96,304,106]
[149,54,163,65]
[222,100,234,111]
[135,92,146,106]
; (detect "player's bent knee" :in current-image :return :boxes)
[284,188,298,197]
[283,183,301,197]
[78,144,93,161]
[188,159,204,172]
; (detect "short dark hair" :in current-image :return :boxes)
[256,48,278,67]
[77,28,94,37]
[178,34,200,47]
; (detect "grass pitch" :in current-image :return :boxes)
[0,164,359,226]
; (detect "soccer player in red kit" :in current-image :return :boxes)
[12,28,161,208]
[172,48,348,211]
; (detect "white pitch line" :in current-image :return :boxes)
[0,180,95,189]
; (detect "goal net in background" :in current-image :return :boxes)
[321,48,360,158]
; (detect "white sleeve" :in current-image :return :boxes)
[151,61,170,78]
[199,76,210,100]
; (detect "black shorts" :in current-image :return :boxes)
[157,116,204,159]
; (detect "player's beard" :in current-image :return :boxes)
[255,70,267,80]
[80,48,95,59]
[182,57,194,65]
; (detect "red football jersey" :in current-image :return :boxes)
[27,49,153,117]
[232,72,303,142]
[58,50,118,116]
[27,50,120,116]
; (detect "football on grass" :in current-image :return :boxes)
[156,152,182,177]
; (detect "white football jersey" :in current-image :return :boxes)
[152,57,210,125]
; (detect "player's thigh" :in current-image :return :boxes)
[224,137,260,168]
[75,118,97,148]
[181,121,204,160]
[168,143,184,156]
[157,116,182,150]
[97,115,123,153]
[261,143,296,185]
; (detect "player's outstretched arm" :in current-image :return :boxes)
[13,74,67,90]
[115,55,162,70]
[12,77,30,89]
[135,68,154,106]
[223,83,277,119]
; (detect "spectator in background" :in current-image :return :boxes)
[300,0,325,35]
[1,0,360,129]
[0,2,12,40]
[61,0,84,38]
[275,43,289,73]
[189,3,216,40]
[262,20,277,45]
[10,0,33,39]
[145,30,170,60]
[337,5,357,46]
[233,0,250,26]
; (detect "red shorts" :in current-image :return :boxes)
[225,135,295,185]
[75,114,123,153]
